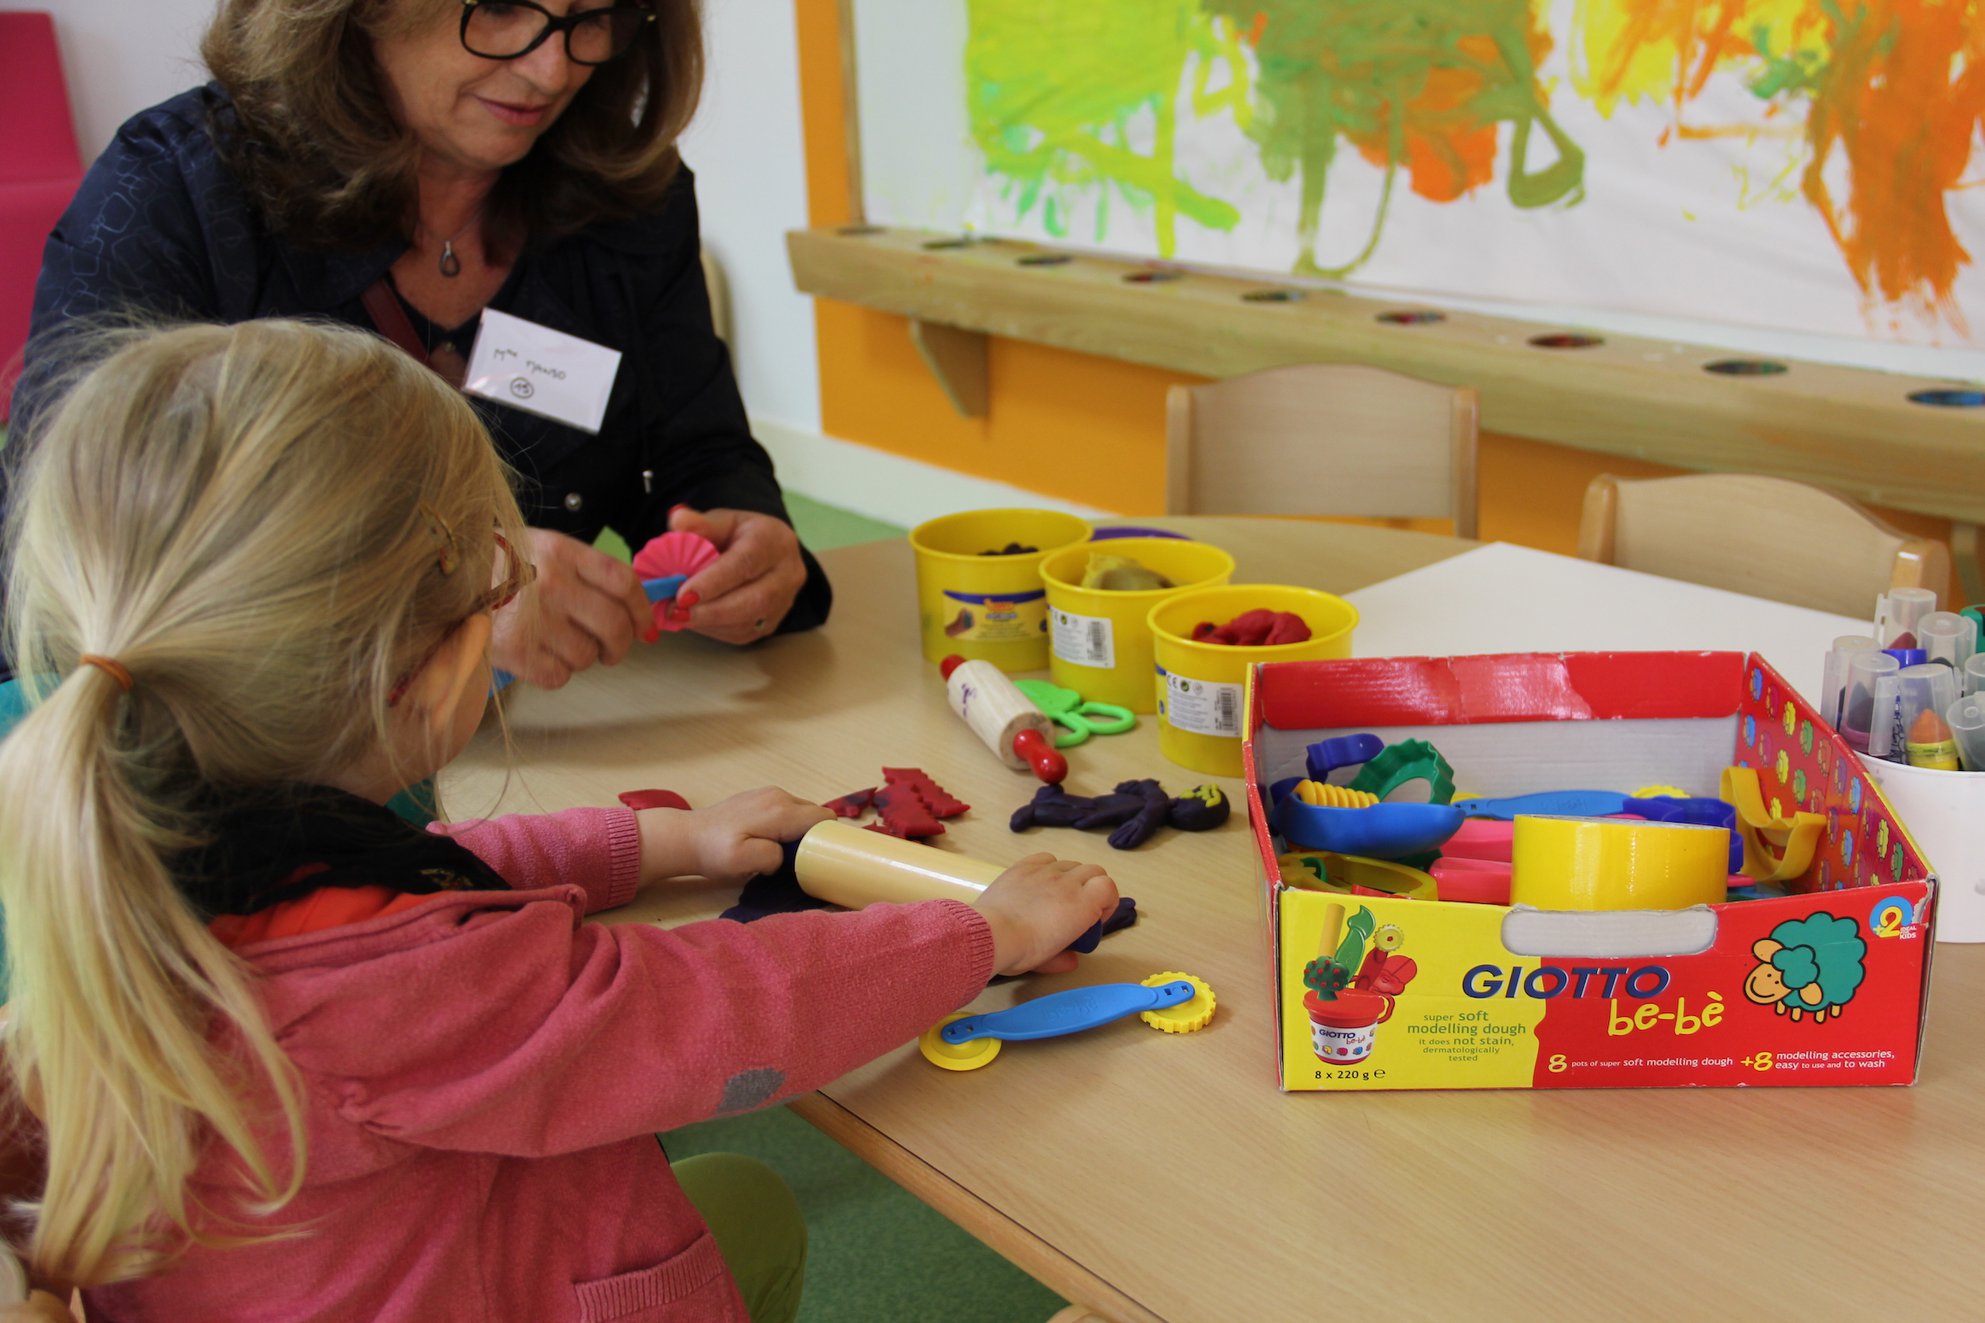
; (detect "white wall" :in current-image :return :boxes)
[678,0,820,434]
[12,0,824,435]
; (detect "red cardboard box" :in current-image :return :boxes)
[1244,652,1935,1091]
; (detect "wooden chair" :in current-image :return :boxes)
[1164,363,1478,538]
[1577,473,1951,617]
[699,246,731,346]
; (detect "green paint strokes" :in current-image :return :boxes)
[964,0,1240,255]
[965,0,1582,278]
[1203,0,1583,276]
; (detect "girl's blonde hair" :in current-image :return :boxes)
[0,319,526,1285]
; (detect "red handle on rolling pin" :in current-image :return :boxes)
[1012,728,1068,784]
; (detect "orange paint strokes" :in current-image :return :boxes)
[1579,0,1980,330]
[1802,0,1981,331]
[1352,34,1514,202]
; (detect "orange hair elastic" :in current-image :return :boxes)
[77,654,134,693]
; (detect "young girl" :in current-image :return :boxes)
[0,321,1119,1321]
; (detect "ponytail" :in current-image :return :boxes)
[0,318,523,1285]
[0,665,306,1284]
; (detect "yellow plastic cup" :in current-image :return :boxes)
[1039,538,1237,712]
[1149,584,1359,777]
[909,509,1093,670]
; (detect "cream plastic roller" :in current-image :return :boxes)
[790,820,1104,951]
[940,654,1067,783]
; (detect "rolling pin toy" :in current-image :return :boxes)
[940,654,1068,783]
[785,819,1120,952]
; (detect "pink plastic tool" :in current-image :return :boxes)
[632,531,720,631]
[1441,818,1516,862]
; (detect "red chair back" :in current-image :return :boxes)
[0,11,87,422]
[0,11,84,183]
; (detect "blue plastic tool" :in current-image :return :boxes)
[643,573,689,603]
[940,979,1199,1045]
[1451,790,1637,819]
[921,973,1213,1069]
[1273,796,1464,859]
[1305,733,1386,782]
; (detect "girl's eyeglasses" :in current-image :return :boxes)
[459,0,654,67]
[388,531,536,707]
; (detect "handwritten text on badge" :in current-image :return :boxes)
[464,308,622,434]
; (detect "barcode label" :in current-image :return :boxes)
[1051,608,1115,668]
[1165,673,1244,737]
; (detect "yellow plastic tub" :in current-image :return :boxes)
[1149,584,1359,776]
[909,509,1092,670]
[1038,537,1236,711]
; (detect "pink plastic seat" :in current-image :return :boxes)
[0,11,86,421]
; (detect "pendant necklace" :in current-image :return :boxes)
[423,204,485,279]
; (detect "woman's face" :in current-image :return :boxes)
[372,1,608,180]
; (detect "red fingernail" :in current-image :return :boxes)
[643,624,661,643]
[668,504,691,518]
[678,590,700,609]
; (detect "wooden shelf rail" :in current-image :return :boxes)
[787,225,1985,532]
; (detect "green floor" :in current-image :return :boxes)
[594,493,904,565]
[662,493,1069,1323]
[785,492,908,551]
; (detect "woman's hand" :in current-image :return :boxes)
[491,528,655,689]
[668,506,809,644]
[976,853,1121,976]
[637,787,834,886]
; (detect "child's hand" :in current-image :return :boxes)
[977,852,1121,976]
[680,787,834,884]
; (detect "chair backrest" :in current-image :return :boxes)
[1164,363,1479,538]
[0,11,84,184]
[699,245,731,346]
[1576,473,1952,618]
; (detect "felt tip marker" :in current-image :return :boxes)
[1905,709,1961,771]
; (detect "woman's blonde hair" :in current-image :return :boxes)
[0,319,526,1285]
[201,0,704,252]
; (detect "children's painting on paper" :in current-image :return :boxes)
[940,0,1984,347]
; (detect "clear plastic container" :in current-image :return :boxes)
[1875,586,1938,648]
[1947,693,1985,772]
[1918,610,1976,673]
[1965,652,1985,698]
[1838,650,1901,751]
[1866,663,1960,765]
[1819,634,1879,729]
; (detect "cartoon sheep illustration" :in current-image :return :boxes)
[1743,914,1866,1023]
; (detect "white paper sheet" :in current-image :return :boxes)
[1342,542,1872,706]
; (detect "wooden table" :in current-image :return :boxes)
[445,517,1983,1323]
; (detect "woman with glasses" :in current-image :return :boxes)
[16,0,831,690]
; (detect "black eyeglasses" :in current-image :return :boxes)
[459,0,653,67]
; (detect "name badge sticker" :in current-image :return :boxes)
[463,308,623,434]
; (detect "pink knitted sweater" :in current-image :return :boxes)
[84,807,995,1322]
